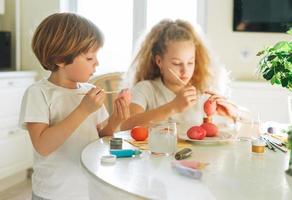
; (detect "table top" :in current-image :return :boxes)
[81,131,292,200]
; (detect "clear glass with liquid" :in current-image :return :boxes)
[149,121,177,155]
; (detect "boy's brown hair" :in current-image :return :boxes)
[32,12,104,71]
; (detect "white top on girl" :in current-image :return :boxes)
[19,79,108,200]
[131,78,217,131]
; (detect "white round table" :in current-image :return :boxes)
[81,131,292,200]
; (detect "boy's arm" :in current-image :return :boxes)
[27,106,90,156]
[27,87,105,156]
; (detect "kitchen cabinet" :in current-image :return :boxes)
[0,71,36,179]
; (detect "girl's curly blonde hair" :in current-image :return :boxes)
[131,19,212,93]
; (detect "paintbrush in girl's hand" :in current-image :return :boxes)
[168,68,186,85]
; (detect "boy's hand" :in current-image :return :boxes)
[171,85,197,113]
[79,87,106,115]
[117,89,131,105]
[108,97,130,131]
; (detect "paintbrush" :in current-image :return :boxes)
[77,90,119,95]
[260,136,276,152]
[168,68,186,85]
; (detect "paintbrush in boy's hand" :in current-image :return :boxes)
[77,90,119,95]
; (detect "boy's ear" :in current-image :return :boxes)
[155,55,162,70]
[55,62,65,68]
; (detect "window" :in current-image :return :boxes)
[75,0,201,75]
[146,0,197,29]
[77,0,133,75]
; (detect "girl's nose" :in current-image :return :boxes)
[180,64,187,74]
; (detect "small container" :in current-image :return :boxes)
[110,149,142,158]
[110,138,123,149]
[251,139,266,153]
[175,148,192,160]
[101,155,117,164]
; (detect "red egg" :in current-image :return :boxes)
[187,126,206,140]
[200,122,218,137]
[203,99,216,116]
[131,126,148,141]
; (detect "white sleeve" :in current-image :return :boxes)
[131,82,150,110]
[19,85,50,130]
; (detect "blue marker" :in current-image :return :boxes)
[110,149,142,158]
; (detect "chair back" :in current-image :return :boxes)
[89,72,124,114]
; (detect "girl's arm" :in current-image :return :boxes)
[27,88,105,156]
[121,85,197,130]
[206,91,252,122]
[120,102,176,130]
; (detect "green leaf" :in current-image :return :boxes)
[281,77,289,87]
[273,41,286,50]
[287,29,292,35]
[256,50,265,56]
[274,63,285,72]
[271,76,281,85]
[267,55,276,61]
[263,69,274,80]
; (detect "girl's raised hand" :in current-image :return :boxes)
[79,87,106,114]
[171,85,197,113]
[205,90,238,120]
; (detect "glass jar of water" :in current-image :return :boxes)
[149,121,177,155]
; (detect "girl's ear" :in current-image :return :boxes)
[155,55,162,70]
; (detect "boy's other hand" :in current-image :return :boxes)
[108,97,130,131]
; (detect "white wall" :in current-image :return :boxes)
[4,0,292,81]
[0,0,5,14]
[20,0,60,78]
[205,0,291,81]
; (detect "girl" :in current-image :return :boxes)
[19,13,129,200]
[121,19,247,130]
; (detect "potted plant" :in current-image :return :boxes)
[257,30,292,90]
[257,29,292,176]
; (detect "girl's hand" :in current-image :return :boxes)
[79,87,106,115]
[205,91,238,120]
[108,97,130,131]
[171,85,197,113]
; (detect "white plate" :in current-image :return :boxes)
[178,131,233,144]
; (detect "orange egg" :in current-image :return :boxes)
[131,126,148,141]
